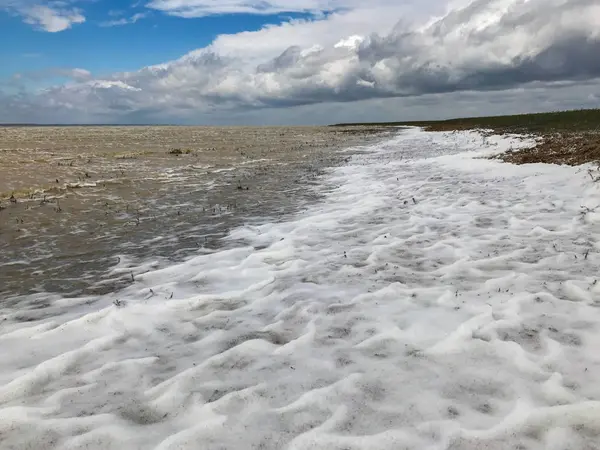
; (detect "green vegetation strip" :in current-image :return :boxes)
[332,109,600,133]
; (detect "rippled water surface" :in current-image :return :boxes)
[0,125,387,298]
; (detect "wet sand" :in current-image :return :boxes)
[0,126,389,300]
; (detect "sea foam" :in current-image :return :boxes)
[1,128,600,449]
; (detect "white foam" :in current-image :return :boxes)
[2,128,600,449]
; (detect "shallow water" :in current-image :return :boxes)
[1,128,600,450]
[0,125,386,298]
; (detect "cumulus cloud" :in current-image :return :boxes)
[2,0,600,123]
[0,1,85,32]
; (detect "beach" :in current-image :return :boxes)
[1,126,600,449]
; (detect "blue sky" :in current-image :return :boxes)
[0,3,310,78]
[0,0,598,124]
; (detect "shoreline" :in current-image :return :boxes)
[332,108,600,167]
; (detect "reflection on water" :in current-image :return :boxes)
[0,125,388,299]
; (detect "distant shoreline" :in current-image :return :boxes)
[333,109,600,166]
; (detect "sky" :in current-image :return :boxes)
[0,0,599,124]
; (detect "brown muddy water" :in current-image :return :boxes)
[0,126,390,299]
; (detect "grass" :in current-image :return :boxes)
[333,109,600,165]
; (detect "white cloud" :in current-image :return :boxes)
[144,0,449,25]
[21,4,85,32]
[2,0,600,123]
[146,0,381,17]
[100,12,149,27]
[65,68,92,81]
[205,7,403,62]
[0,1,85,32]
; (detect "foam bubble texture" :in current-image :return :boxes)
[1,128,600,449]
